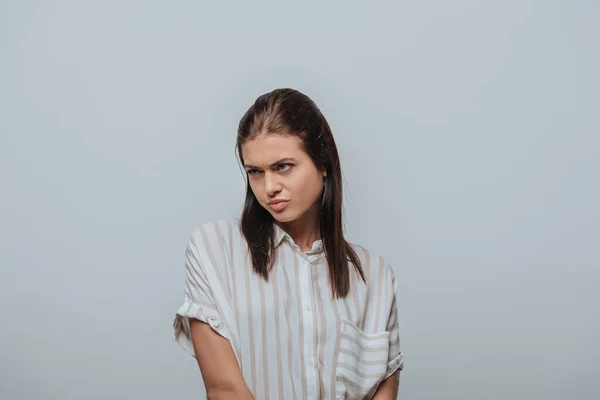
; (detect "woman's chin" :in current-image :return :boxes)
[271,210,296,223]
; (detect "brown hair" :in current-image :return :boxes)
[235,88,365,299]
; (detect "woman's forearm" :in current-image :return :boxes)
[206,386,255,400]
[371,370,400,399]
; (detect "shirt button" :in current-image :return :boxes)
[304,306,311,311]
[307,359,314,366]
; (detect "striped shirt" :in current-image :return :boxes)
[173,219,404,400]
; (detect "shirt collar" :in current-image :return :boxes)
[273,221,324,255]
[273,221,290,248]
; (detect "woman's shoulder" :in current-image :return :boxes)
[184,219,243,278]
[187,218,242,249]
[347,241,397,286]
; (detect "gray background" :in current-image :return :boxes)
[1,1,598,399]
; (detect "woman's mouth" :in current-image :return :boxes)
[269,200,289,212]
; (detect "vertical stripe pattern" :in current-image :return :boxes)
[173,219,404,399]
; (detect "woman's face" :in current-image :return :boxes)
[242,133,326,223]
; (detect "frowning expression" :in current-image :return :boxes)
[242,133,326,222]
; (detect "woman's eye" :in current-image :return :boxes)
[247,169,260,175]
[277,163,293,171]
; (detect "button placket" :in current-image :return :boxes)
[300,257,318,398]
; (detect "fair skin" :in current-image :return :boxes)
[190,132,399,399]
[372,370,401,399]
[242,132,325,251]
[189,319,255,400]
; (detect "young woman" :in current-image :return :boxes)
[173,88,404,400]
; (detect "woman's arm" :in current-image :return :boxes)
[189,319,255,400]
[371,370,400,400]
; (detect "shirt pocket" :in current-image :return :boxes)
[335,319,390,400]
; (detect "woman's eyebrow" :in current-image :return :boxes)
[244,157,297,169]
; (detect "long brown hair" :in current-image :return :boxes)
[235,88,365,299]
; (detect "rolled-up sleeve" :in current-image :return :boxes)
[173,231,229,358]
[383,267,404,378]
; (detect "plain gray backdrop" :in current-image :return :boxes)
[1,1,598,399]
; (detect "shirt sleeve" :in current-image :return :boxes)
[173,230,230,358]
[383,266,404,378]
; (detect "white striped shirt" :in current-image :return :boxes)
[173,219,404,400]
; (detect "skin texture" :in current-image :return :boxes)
[242,133,326,251]
[189,320,255,400]
[371,370,400,399]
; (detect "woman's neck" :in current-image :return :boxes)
[277,208,321,252]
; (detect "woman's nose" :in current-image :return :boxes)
[264,173,281,195]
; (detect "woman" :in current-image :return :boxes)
[173,88,404,399]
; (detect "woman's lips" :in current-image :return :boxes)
[269,200,289,211]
